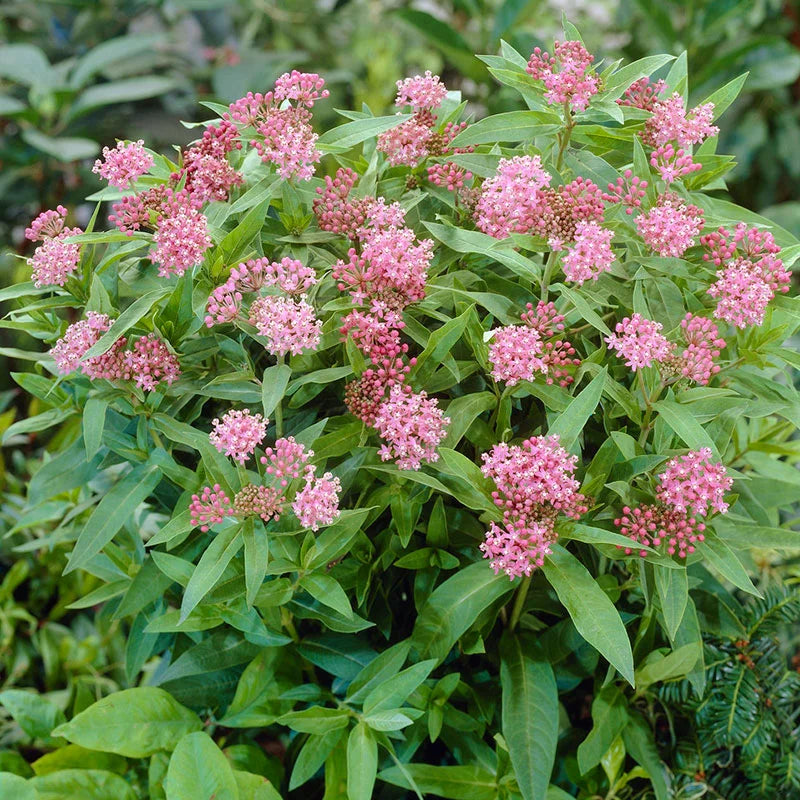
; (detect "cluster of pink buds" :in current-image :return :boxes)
[650,143,702,185]
[480,435,588,578]
[25,206,83,287]
[175,120,243,202]
[526,40,600,111]
[617,77,666,111]
[662,314,726,385]
[603,171,648,214]
[225,72,329,180]
[615,449,731,558]
[702,223,790,328]
[51,314,180,391]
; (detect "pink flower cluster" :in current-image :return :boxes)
[25,206,83,287]
[373,384,450,470]
[617,77,665,111]
[650,143,701,185]
[703,224,790,328]
[394,71,448,111]
[480,435,588,578]
[191,432,341,532]
[636,193,704,257]
[605,314,672,371]
[92,140,153,189]
[603,171,648,214]
[671,314,726,385]
[226,72,328,180]
[615,449,731,559]
[50,313,179,390]
[110,186,201,236]
[526,40,599,111]
[644,92,718,149]
[249,295,321,357]
[427,161,472,194]
[177,120,243,202]
[209,409,267,462]
[149,207,212,278]
[561,220,615,285]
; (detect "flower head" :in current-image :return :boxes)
[605,314,673,371]
[122,335,181,391]
[149,209,212,277]
[488,325,547,386]
[481,518,557,579]
[395,71,448,111]
[26,206,68,241]
[644,92,718,148]
[561,221,615,284]
[93,140,153,189]
[526,40,599,111]
[261,437,311,486]
[210,409,267,463]
[190,484,233,531]
[636,193,704,257]
[248,295,321,357]
[615,504,705,559]
[28,228,83,287]
[656,448,732,517]
[233,484,284,522]
[292,467,342,530]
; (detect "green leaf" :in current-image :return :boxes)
[379,764,497,800]
[347,723,378,800]
[180,525,244,623]
[602,55,675,100]
[261,364,292,419]
[243,519,269,608]
[1,408,76,444]
[165,732,238,800]
[363,660,436,714]
[0,773,35,800]
[52,688,202,757]
[346,642,411,705]
[69,77,178,120]
[622,713,670,800]
[552,283,612,335]
[30,769,136,800]
[290,729,346,790]
[21,129,100,162]
[410,305,475,382]
[317,115,412,151]
[410,562,514,663]
[299,573,353,619]
[577,686,629,774]
[698,537,761,596]
[655,565,688,640]
[542,546,634,685]
[65,463,160,574]
[279,707,350,734]
[652,400,717,455]
[500,634,558,800]
[704,73,748,120]
[449,111,559,146]
[0,44,55,87]
[70,34,166,88]
[0,690,66,740]
[548,368,606,450]
[83,396,108,459]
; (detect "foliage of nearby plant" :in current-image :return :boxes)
[2,15,800,800]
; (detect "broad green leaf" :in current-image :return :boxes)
[261,364,292,418]
[410,562,514,663]
[346,641,411,705]
[653,400,717,455]
[243,519,269,608]
[317,115,412,151]
[542,546,634,685]
[0,773,35,800]
[0,690,66,740]
[655,565,688,640]
[165,732,238,800]
[70,34,166,87]
[577,686,629,774]
[83,396,108,459]
[548,368,606,450]
[0,43,55,87]
[362,660,436,714]
[603,55,675,100]
[698,537,761,596]
[379,764,497,800]
[450,111,558,146]
[65,463,160,574]
[279,707,350,734]
[69,77,178,120]
[290,730,345,790]
[622,713,670,800]
[30,769,137,800]
[500,634,558,800]
[635,644,701,689]
[347,723,378,800]
[52,688,201,757]
[21,129,99,161]
[299,573,353,619]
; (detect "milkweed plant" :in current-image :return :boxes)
[3,17,799,800]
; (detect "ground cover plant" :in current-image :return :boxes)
[1,16,800,800]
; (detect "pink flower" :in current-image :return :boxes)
[617,77,665,111]
[292,467,342,530]
[190,484,234,531]
[122,334,181,391]
[93,140,153,189]
[259,257,317,295]
[345,369,402,426]
[427,161,472,192]
[248,295,322,357]
[526,40,600,111]
[373,385,449,470]
[209,409,267,463]
[673,314,726,384]
[605,314,672,371]
[603,170,648,215]
[340,302,408,363]
[650,143,702,184]
[656,448,732,517]
[636,193,704,257]
[474,155,552,238]
[51,313,113,375]
[149,209,212,277]
[708,259,774,328]
[274,70,329,108]
[180,154,242,202]
[25,206,68,241]
[481,518,557,579]
[520,301,566,338]
[395,71,448,111]
[28,228,83,287]
[234,484,284,522]
[261,437,311,486]
[488,325,547,386]
[561,220,615,285]
[204,277,242,327]
[313,168,367,237]
[644,92,719,148]
[614,504,705,559]
[377,117,432,167]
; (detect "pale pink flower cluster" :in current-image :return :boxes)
[226,72,329,180]
[617,77,665,111]
[377,118,434,167]
[605,314,672,371]
[51,314,179,390]
[373,384,449,470]
[561,220,615,284]
[148,207,212,277]
[25,206,83,287]
[209,409,267,463]
[333,225,433,308]
[178,121,243,202]
[657,448,732,516]
[703,224,790,328]
[480,435,588,578]
[603,170,648,215]
[636,193,704,257]
[615,449,731,559]
[672,314,726,385]
[292,467,342,531]
[526,40,600,111]
[650,143,701,185]
[92,140,153,189]
[109,186,201,236]
[488,325,547,386]
[522,301,581,386]
[248,295,321,357]
[394,71,448,111]
[644,92,719,148]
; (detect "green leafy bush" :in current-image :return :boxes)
[2,16,800,800]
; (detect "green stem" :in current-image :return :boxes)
[555,100,575,172]
[280,606,299,643]
[508,575,532,632]
[150,427,165,451]
[540,250,559,301]
[274,355,285,438]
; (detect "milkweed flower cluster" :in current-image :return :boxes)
[480,435,588,578]
[526,40,600,111]
[209,409,267,463]
[561,220,615,284]
[703,223,790,328]
[50,314,179,390]
[25,206,83,287]
[149,207,212,278]
[615,449,731,558]
[92,140,153,189]
[667,314,726,385]
[606,314,672,371]
[249,295,322,357]
[195,427,341,531]
[636,193,704,257]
